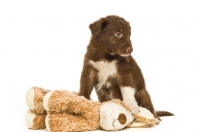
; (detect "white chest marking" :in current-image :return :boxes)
[89,60,117,91]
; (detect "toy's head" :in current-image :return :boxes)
[99,100,134,130]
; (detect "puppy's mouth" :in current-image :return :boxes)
[110,52,131,57]
[110,48,132,57]
[119,54,131,57]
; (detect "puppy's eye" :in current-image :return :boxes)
[114,32,123,38]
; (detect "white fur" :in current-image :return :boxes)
[138,107,155,119]
[25,109,35,128]
[104,82,111,88]
[43,90,54,111]
[120,54,130,57]
[109,91,113,99]
[98,89,107,97]
[89,60,117,91]
[120,87,139,114]
[100,102,134,130]
[25,88,34,109]
[110,53,115,55]
[98,88,114,100]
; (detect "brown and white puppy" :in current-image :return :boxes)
[79,15,173,118]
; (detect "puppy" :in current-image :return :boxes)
[79,15,173,118]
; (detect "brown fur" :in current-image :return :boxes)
[79,15,173,118]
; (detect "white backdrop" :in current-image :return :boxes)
[0,0,200,131]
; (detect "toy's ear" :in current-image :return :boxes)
[89,18,108,37]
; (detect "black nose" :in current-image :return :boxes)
[126,47,133,54]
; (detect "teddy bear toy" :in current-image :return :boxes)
[25,87,158,131]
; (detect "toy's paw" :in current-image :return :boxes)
[25,87,49,114]
[25,88,35,110]
[43,90,54,111]
[100,102,134,130]
[25,109,46,129]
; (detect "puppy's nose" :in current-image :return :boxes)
[126,47,133,54]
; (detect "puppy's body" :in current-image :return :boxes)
[79,15,173,118]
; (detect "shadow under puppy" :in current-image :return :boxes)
[79,15,173,120]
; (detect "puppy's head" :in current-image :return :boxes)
[89,15,133,57]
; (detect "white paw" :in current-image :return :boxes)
[131,106,139,114]
[25,88,34,110]
[43,90,54,111]
[125,101,139,114]
[120,87,139,114]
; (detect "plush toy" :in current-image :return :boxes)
[25,87,158,131]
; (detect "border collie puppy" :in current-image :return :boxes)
[79,15,173,119]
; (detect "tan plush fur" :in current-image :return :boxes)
[32,113,46,129]
[46,90,101,131]
[131,115,156,128]
[32,86,49,114]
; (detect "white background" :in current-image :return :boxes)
[1,0,200,131]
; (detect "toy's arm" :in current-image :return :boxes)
[43,90,101,132]
[43,90,101,118]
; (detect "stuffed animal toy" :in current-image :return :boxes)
[25,87,158,131]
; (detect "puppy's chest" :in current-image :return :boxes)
[89,60,117,90]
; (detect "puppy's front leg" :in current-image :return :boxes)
[79,66,96,99]
[120,87,139,114]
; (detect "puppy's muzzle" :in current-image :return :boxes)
[126,47,133,54]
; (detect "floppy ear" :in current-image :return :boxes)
[89,18,108,37]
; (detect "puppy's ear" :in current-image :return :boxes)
[89,18,108,37]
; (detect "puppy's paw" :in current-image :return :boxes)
[131,104,140,114]
[120,87,139,114]
[131,107,139,114]
[124,101,139,114]
[155,117,161,124]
